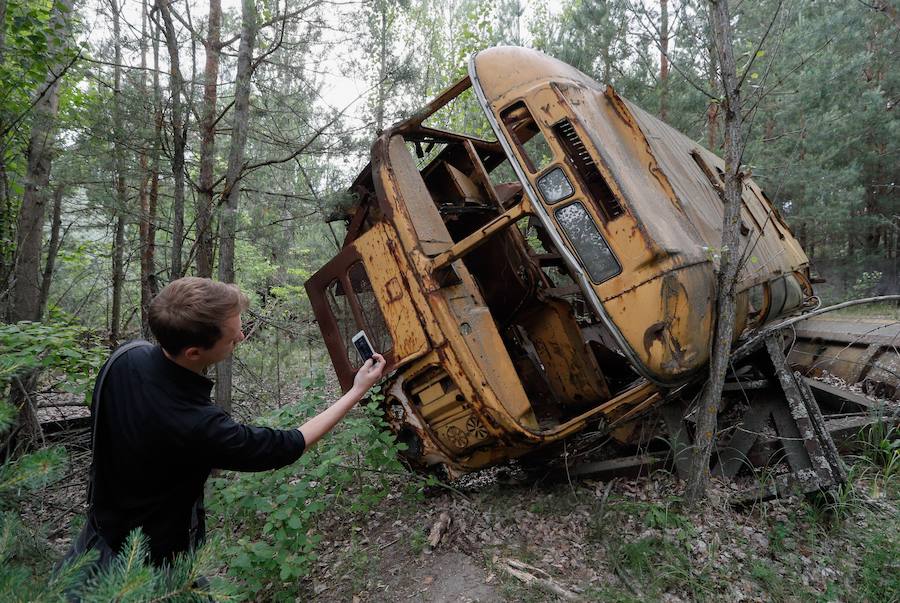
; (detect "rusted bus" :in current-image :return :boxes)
[305,47,816,476]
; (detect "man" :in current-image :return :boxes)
[65,277,385,568]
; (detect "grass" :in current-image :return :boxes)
[857,528,900,602]
[408,527,427,555]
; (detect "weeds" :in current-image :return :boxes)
[858,420,899,481]
[408,527,426,555]
[207,382,413,600]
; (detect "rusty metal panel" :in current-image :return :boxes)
[305,222,431,391]
[788,316,900,399]
[353,222,430,365]
[518,298,610,405]
[383,136,454,257]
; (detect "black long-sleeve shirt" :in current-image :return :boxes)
[91,344,305,564]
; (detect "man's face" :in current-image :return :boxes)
[197,313,245,367]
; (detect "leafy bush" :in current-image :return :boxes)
[208,381,411,600]
[0,320,105,401]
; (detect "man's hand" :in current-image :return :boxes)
[352,353,386,393]
[299,353,387,448]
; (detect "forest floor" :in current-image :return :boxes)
[302,376,899,603]
[305,464,898,602]
[33,368,898,602]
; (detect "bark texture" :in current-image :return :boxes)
[685,0,746,504]
[196,0,222,278]
[110,0,126,344]
[8,0,75,451]
[216,0,258,411]
[38,184,64,317]
[139,0,160,337]
[155,0,186,280]
[11,0,73,323]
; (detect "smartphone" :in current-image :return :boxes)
[351,330,376,364]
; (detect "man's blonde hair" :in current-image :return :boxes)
[149,277,250,355]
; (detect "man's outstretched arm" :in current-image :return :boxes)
[298,353,386,448]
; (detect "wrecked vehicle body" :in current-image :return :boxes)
[305,47,836,479]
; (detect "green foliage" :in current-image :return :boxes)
[0,320,106,402]
[1,508,229,601]
[857,527,900,603]
[0,445,66,501]
[0,511,85,602]
[861,421,899,478]
[610,535,697,600]
[208,382,410,600]
[643,500,692,532]
[848,271,884,300]
[70,531,231,603]
[408,526,427,555]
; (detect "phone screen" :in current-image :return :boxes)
[353,333,374,363]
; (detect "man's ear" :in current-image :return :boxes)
[182,346,204,361]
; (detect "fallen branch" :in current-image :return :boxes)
[496,557,582,601]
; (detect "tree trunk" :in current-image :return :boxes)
[659,0,669,121]
[215,0,257,412]
[0,155,10,305]
[156,0,186,280]
[0,0,6,62]
[140,0,161,337]
[685,0,746,505]
[38,184,64,317]
[0,0,9,302]
[9,0,74,451]
[137,0,154,336]
[11,0,73,323]
[705,17,719,150]
[375,9,388,133]
[110,0,127,344]
[196,0,222,278]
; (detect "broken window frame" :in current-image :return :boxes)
[499,100,555,173]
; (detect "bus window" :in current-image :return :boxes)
[555,201,621,283]
[326,278,357,367]
[348,261,394,355]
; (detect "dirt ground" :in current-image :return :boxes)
[299,366,898,603]
[304,463,898,602]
